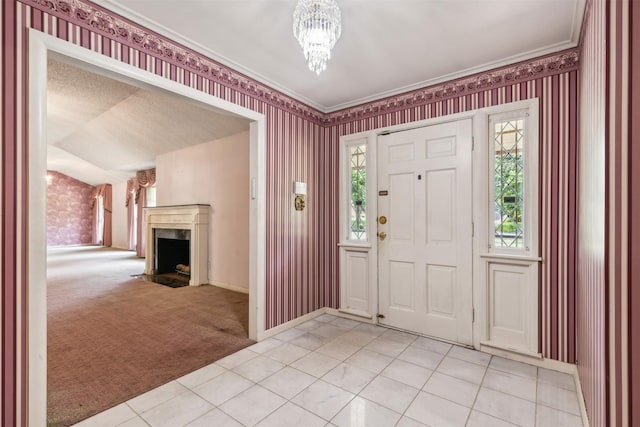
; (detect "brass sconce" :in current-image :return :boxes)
[294,181,307,211]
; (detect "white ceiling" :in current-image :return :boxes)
[47,58,251,185]
[96,0,586,112]
[48,0,586,186]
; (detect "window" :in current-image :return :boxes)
[490,116,526,250]
[349,144,367,240]
[146,186,157,207]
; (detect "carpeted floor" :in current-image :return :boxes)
[47,246,253,427]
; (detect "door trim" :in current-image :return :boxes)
[338,99,540,352]
[28,29,267,424]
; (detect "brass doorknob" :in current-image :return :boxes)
[378,232,387,240]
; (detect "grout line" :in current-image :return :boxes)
[464,354,492,426]
[534,365,539,427]
[100,317,584,427]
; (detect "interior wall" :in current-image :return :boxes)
[326,54,579,363]
[13,0,331,335]
[46,171,95,246]
[630,1,640,425]
[0,0,597,423]
[156,130,250,290]
[111,180,129,250]
[576,1,607,425]
[577,0,636,425]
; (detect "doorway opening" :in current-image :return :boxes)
[28,30,266,425]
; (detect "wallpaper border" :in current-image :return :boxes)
[28,0,579,126]
[325,50,579,125]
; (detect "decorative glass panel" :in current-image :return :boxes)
[493,119,525,248]
[350,144,367,240]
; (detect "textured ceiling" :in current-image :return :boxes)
[96,0,586,112]
[47,58,251,185]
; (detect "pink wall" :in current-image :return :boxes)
[156,131,250,290]
[630,2,640,425]
[46,171,95,246]
[576,0,638,425]
[4,0,635,423]
[327,54,579,363]
[576,0,607,425]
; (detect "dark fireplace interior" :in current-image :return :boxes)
[154,229,191,275]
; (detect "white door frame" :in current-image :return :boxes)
[376,119,474,345]
[338,110,481,333]
[27,29,267,424]
[339,100,539,352]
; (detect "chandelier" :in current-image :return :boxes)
[293,0,342,75]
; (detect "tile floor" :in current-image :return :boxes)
[74,314,586,427]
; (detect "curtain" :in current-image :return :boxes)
[126,178,137,251]
[102,184,112,247]
[91,184,112,246]
[136,188,147,257]
[91,189,102,245]
[134,168,156,258]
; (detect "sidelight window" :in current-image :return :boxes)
[492,118,525,249]
[349,144,367,240]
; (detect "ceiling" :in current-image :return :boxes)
[96,0,586,112]
[48,0,586,186]
[47,58,251,185]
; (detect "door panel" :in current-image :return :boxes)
[426,169,455,243]
[378,119,473,345]
[389,173,415,242]
[389,261,415,310]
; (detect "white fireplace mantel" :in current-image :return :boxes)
[144,204,210,286]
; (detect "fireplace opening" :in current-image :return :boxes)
[144,205,209,286]
[150,228,191,287]
[156,238,190,275]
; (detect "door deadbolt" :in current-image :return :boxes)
[378,216,387,224]
[378,232,387,240]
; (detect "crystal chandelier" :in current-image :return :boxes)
[293,0,342,75]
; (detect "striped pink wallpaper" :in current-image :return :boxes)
[576,0,607,425]
[607,1,631,426]
[630,2,640,426]
[14,0,338,333]
[0,0,590,424]
[327,57,579,363]
[577,0,638,425]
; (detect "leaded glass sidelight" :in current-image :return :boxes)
[493,119,525,249]
[350,144,367,240]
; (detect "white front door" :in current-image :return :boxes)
[377,119,473,345]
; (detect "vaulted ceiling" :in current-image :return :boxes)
[47,58,250,185]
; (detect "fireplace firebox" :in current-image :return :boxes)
[154,228,191,275]
[144,205,210,286]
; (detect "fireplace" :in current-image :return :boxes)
[144,205,210,286]
[154,228,191,274]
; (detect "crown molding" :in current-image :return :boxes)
[323,48,579,126]
[325,41,579,113]
[26,0,581,126]
[28,0,326,123]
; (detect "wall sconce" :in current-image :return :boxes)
[294,181,307,211]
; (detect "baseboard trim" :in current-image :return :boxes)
[480,344,589,426]
[209,280,249,294]
[480,341,543,361]
[327,307,376,323]
[258,308,328,340]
